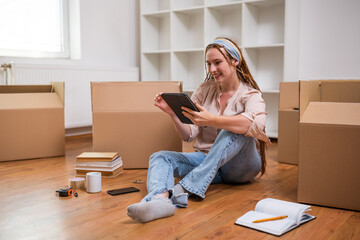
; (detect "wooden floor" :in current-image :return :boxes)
[0,135,359,240]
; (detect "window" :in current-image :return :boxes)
[0,0,69,58]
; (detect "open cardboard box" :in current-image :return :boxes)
[298,101,360,211]
[0,82,65,161]
[297,80,360,211]
[91,81,183,169]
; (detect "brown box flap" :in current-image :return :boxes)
[91,81,182,112]
[0,93,63,110]
[320,80,360,103]
[300,102,360,126]
[299,80,321,119]
[51,82,65,105]
[0,85,52,93]
[279,82,299,109]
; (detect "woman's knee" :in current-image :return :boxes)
[149,150,179,165]
[217,129,250,142]
[214,130,252,150]
[218,129,236,138]
[220,152,261,183]
[150,151,169,161]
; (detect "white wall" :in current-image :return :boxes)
[298,0,360,80]
[79,0,139,68]
[0,0,140,69]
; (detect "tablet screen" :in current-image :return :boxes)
[161,93,199,124]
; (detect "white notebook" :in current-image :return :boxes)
[235,198,315,236]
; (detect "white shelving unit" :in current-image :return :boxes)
[140,0,288,138]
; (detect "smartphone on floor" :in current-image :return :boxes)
[107,187,140,196]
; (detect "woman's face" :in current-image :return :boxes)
[205,47,238,84]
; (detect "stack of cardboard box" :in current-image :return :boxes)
[278,80,360,211]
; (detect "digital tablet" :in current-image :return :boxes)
[161,93,199,124]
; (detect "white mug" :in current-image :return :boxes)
[86,172,102,193]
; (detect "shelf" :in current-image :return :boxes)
[141,0,170,14]
[173,6,205,14]
[262,93,279,138]
[142,10,171,17]
[243,43,284,49]
[173,48,204,53]
[266,131,278,139]
[143,49,171,54]
[141,52,171,81]
[207,1,243,9]
[244,0,284,7]
[141,12,170,52]
[243,0,285,46]
[206,0,243,7]
[172,51,205,92]
[172,9,204,50]
[172,0,204,10]
[243,47,284,91]
[262,89,280,94]
[206,3,242,43]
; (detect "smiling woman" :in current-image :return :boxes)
[0,0,69,58]
[127,37,270,223]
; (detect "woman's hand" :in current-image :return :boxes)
[154,92,174,116]
[155,92,191,141]
[182,101,214,126]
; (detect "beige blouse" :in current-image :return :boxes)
[188,79,270,153]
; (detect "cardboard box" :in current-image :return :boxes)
[278,109,299,164]
[279,81,299,110]
[298,102,360,211]
[0,82,65,161]
[182,139,195,153]
[91,81,183,169]
[278,82,299,164]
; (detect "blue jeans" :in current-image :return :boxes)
[143,130,261,201]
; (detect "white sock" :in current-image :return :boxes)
[174,183,187,195]
[127,196,176,223]
[170,184,190,207]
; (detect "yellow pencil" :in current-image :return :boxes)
[252,215,288,223]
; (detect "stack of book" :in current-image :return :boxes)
[75,152,123,178]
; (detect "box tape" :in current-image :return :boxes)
[69,177,85,190]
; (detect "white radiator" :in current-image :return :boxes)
[2,63,139,129]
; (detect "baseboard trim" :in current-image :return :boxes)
[65,126,92,137]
